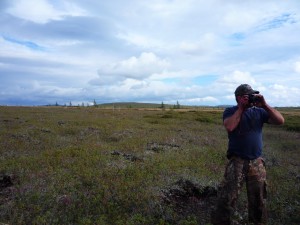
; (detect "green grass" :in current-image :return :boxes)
[0,106,299,224]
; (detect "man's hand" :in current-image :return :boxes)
[251,93,284,125]
[224,95,249,132]
[237,95,250,110]
[252,94,267,108]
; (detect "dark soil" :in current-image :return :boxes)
[161,178,218,224]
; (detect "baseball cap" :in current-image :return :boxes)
[234,84,259,96]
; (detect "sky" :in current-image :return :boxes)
[1,0,300,107]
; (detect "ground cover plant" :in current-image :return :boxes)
[0,106,299,224]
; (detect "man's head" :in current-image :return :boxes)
[234,84,259,104]
[234,84,259,96]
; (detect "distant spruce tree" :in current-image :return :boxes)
[173,101,180,109]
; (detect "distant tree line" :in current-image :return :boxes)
[49,101,92,107]
[50,100,182,109]
[160,101,181,109]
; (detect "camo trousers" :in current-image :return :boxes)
[211,156,267,225]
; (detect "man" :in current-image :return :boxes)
[211,84,284,225]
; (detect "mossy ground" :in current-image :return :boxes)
[0,106,299,224]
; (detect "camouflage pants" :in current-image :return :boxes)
[211,156,267,225]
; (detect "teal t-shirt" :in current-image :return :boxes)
[223,106,269,160]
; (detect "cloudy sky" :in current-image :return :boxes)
[1,0,300,106]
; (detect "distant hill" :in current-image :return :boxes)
[97,102,171,109]
[96,102,227,109]
[44,101,233,109]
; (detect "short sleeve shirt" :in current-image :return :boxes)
[223,106,269,160]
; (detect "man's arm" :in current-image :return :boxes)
[254,94,285,125]
[224,95,248,132]
[263,104,285,125]
[223,107,243,132]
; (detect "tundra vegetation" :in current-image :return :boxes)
[0,106,299,225]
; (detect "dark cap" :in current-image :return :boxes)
[234,84,259,96]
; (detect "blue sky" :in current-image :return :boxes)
[0,0,300,106]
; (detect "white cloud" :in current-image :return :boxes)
[294,61,300,73]
[265,84,300,106]
[6,0,86,24]
[218,71,257,86]
[0,36,44,58]
[186,96,219,104]
[179,33,218,55]
[116,32,163,49]
[1,0,300,106]
[97,52,169,82]
[143,0,193,18]
[223,10,260,31]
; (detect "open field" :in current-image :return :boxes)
[0,106,299,225]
